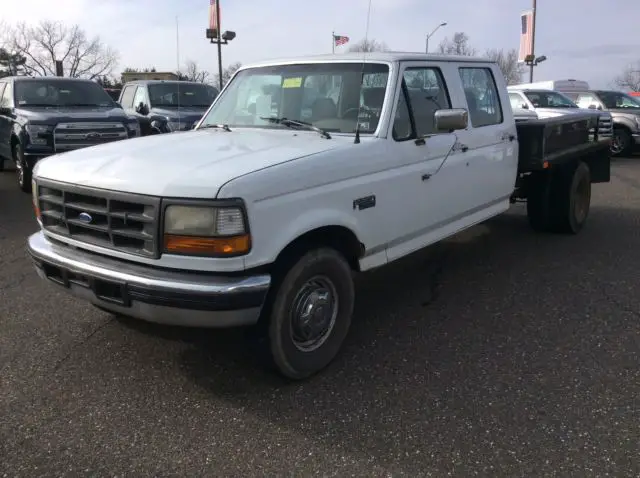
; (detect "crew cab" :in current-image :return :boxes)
[118,80,219,135]
[0,76,140,192]
[27,53,610,380]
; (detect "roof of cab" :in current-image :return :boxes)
[123,79,218,87]
[241,51,492,69]
[1,76,95,82]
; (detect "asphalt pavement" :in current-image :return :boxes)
[0,159,639,477]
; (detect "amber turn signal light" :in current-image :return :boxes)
[164,234,251,255]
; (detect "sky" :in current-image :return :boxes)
[2,0,639,89]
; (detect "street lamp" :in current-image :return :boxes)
[205,0,236,91]
[426,22,447,53]
[524,54,547,82]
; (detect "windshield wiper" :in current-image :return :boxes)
[198,123,231,132]
[64,103,106,107]
[260,116,331,139]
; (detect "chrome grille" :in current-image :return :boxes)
[597,115,613,137]
[53,122,128,152]
[37,180,161,258]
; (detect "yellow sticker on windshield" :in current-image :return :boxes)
[282,77,302,88]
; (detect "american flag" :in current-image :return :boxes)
[209,0,221,31]
[333,34,349,47]
[518,10,534,63]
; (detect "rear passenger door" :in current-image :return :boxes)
[454,65,518,212]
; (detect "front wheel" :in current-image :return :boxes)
[13,143,32,193]
[267,248,355,380]
[611,128,632,157]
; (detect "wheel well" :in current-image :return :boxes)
[10,135,19,154]
[613,123,631,133]
[274,226,365,273]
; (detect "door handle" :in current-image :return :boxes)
[501,133,516,142]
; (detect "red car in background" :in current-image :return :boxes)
[629,92,640,97]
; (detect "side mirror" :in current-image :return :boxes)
[135,102,149,115]
[434,108,468,132]
[520,103,529,109]
[588,104,597,110]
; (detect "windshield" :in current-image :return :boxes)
[523,90,578,108]
[148,83,219,108]
[596,91,640,109]
[14,79,116,107]
[198,62,390,134]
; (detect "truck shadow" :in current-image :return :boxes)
[113,203,639,471]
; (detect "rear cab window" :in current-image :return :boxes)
[459,67,503,127]
[119,85,137,108]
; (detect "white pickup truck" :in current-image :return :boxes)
[27,53,611,379]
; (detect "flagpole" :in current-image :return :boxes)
[529,0,537,82]
[332,31,335,54]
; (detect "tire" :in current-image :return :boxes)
[550,161,591,234]
[267,248,355,380]
[13,143,32,193]
[0,157,4,172]
[611,128,632,157]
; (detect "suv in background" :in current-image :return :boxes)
[560,89,640,157]
[118,80,219,135]
[0,76,140,192]
[507,87,613,148]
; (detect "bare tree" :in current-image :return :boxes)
[437,32,477,56]
[214,62,242,88]
[485,48,525,85]
[5,20,118,79]
[347,39,389,53]
[614,61,640,91]
[181,60,210,83]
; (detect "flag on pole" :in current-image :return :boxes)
[333,34,350,47]
[518,10,534,63]
[209,0,221,32]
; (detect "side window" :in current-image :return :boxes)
[119,85,136,108]
[0,84,6,106]
[459,67,503,127]
[132,86,147,108]
[509,92,525,109]
[575,93,597,108]
[1,82,13,108]
[393,66,451,141]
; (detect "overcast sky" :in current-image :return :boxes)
[3,0,639,88]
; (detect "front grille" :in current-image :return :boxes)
[37,180,161,258]
[53,122,128,152]
[597,117,613,137]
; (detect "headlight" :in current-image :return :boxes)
[163,204,250,256]
[125,121,141,137]
[25,124,51,145]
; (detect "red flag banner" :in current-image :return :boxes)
[518,10,534,63]
[209,0,221,32]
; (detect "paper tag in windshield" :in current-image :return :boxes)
[282,77,302,88]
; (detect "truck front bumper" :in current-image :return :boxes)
[27,231,271,328]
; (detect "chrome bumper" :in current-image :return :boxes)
[27,231,271,328]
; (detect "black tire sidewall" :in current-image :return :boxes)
[567,162,591,232]
[612,129,631,157]
[13,143,32,192]
[268,248,354,380]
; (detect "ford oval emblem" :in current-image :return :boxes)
[78,212,93,223]
[85,132,101,139]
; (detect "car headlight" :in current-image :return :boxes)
[25,124,52,145]
[163,204,250,256]
[125,121,141,137]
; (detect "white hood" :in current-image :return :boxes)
[34,129,346,198]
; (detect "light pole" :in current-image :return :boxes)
[425,22,447,53]
[205,0,236,91]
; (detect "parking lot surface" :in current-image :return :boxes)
[1,160,638,476]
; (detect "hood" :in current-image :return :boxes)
[533,107,598,119]
[607,108,640,117]
[150,106,208,123]
[34,128,351,198]
[17,106,130,124]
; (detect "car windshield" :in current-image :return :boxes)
[148,83,219,108]
[198,62,390,134]
[14,79,116,107]
[523,90,578,108]
[596,91,640,109]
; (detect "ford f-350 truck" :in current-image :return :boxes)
[27,53,610,380]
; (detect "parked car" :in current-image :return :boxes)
[27,52,610,379]
[104,88,121,101]
[0,76,140,192]
[117,80,219,135]
[513,79,640,157]
[507,86,613,146]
